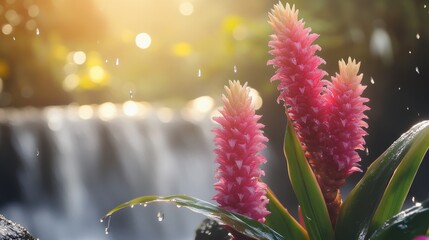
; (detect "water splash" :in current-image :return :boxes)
[156,212,164,222]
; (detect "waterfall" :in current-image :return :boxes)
[0,103,218,240]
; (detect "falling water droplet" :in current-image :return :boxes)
[425,4,427,8]
[406,106,410,111]
[398,87,401,91]
[143,203,148,207]
[36,149,40,157]
[116,58,119,66]
[370,77,375,84]
[365,148,369,156]
[233,65,237,73]
[12,37,16,41]
[408,50,412,54]
[36,28,40,35]
[198,69,202,77]
[415,66,420,74]
[416,33,420,39]
[157,212,164,222]
[417,112,421,117]
[129,90,133,99]
[103,216,112,235]
[100,219,103,223]
[131,205,135,208]
[105,59,108,63]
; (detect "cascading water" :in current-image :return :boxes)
[0,103,219,240]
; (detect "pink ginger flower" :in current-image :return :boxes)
[267,2,329,160]
[212,80,269,222]
[268,3,369,224]
[320,58,369,222]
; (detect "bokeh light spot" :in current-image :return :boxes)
[89,66,105,83]
[78,105,94,119]
[135,33,151,49]
[73,51,87,65]
[248,88,263,110]
[179,2,194,16]
[63,74,80,91]
[123,101,139,116]
[2,24,13,35]
[173,42,192,57]
[98,102,117,121]
[27,5,40,18]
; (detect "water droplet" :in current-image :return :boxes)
[370,77,375,84]
[115,58,119,66]
[12,37,16,41]
[143,203,148,207]
[365,148,369,156]
[102,216,112,235]
[416,66,420,74]
[100,219,103,223]
[416,33,420,39]
[412,196,416,203]
[129,90,133,99]
[406,106,410,111]
[36,149,40,157]
[425,4,427,8]
[131,205,134,208]
[398,87,401,91]
[408,50,412,54]
[176,204,182,208]
[105,59,108,63]
[36,28,39,35]
[197,69,202,77]
[417,112,421,117]
[233,65,237,73]
[156,212,164,222]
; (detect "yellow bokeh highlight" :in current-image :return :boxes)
[0,59,10,78]
[223,15,243,33]
[172,42,192,57]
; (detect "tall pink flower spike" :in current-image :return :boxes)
[268,2,369,224]
[212,80,270,223]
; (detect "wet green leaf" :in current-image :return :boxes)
[283,119,334,240]
[104,195,284,240]
[335,120,429,240]
[369,121,429,235]
[368,199,429,240]
[265,187,309,240]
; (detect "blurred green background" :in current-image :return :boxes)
[1,0,428,211]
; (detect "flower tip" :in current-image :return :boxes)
[338,57,363,85]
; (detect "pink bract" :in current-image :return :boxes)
[212,80,269,222]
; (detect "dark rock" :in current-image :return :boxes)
[0,214,36,240]
[195,218,232,240]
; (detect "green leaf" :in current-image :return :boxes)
[104,195,284,240]
[335,120,429,240]
[369,121,429,235]
[283,119,334,240]
[265,187,309,240]
[368,199,429,240]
